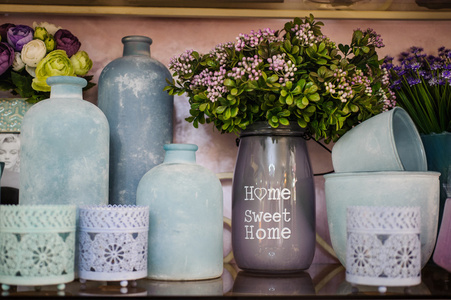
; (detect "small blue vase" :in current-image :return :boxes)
[136,144,223,280]
[98,36,173,205]
[19,76,109,207]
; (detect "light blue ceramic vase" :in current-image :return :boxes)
[19,76,109,208]
[136,144,223,281]
[98,35,173,206]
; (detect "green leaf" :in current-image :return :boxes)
[298,119,307,128]
[199,103,208,111]
[231,106,239,117]
[224,79,235,87]
[279,117,289,125]
[267,74,279,83]
[224,108,232,120]
[216,106,227,114]
[308,93,320,102]
[284,39,292,52]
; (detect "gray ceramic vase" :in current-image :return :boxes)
[231,122,316,273]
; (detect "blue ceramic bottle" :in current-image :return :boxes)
[136,144,223,280]
[98,35,173,205]
[19,76,109,207]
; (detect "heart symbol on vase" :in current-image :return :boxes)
[254,188,267,201]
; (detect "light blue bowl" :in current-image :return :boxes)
[332,107,427,172]
[324,171,440,268]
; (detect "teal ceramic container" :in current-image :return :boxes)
[421,131,451,226]
[324,171,440,268]
[19,76,109,208]
[98,35,173,206]
[136,144,223,280]
[0,204,76,290]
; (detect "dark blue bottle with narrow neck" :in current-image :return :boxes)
[98,35,173,205]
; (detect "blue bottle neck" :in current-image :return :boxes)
[122,36,152,57]
[163,144,198,164]
[48,76,86,99]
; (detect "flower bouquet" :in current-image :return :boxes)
[384,46,451,134]
[0,22,95,103]
[165,14,395,143]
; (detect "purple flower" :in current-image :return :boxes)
[7,25,34,51]
[54,29,81,57]
[407,77,421,86]
[0,42,14,75]
[0,23,15,42]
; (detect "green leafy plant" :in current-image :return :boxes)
[165,14,395,143]
[384,46,451,134]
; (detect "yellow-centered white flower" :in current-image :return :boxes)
[21,39,47,67]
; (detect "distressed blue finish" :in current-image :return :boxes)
[19,76,109,208]
[136,144,223,280]
[98,36,173,205]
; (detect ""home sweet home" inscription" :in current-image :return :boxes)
[242,185,292,240]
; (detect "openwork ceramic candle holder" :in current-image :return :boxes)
[78,205,149,287]
[0,205,76,291]
[346,206,421,292]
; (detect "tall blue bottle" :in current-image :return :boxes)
[19,76,109,207]
[98,35,173,205]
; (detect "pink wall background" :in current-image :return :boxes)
[2,13,451,264]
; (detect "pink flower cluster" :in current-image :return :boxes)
[235,28,282,52]
[169,49,195,76]
[291,23,318,47]
[190,66,227,102]
[228,55,263,81]
[267,53,297,86]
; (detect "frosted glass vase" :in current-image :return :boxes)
[136,144,223,280]
[98,35,173,205]
[19,76,109,207]
[231,122,316,273]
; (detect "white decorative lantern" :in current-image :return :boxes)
[78,205,149,287]
[346,206,421,292]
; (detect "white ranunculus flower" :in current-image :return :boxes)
[12,52,25,71]
[26,65,36,77]
[21,39,47,67]
[33,21,62,35]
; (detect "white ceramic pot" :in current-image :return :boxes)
[324,171,440,268]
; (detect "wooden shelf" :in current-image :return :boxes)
[1,4,451,19]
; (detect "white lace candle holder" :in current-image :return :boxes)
[0,205,76,292]
[346,206,421,293]
[78,205,149,287]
